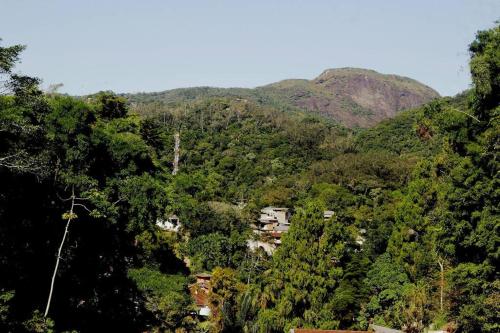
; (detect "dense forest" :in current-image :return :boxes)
[0,24,498,333]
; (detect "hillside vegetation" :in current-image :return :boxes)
[0,24,498,333]
[125,67,439,128]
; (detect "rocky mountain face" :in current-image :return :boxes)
[125,67,439,128]
[261,68,440,127]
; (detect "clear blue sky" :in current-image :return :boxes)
[1,0,499,96]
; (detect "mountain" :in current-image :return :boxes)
[262,68,440,127]
[125,67,439,128]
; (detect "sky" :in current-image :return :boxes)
[1,0,499,96]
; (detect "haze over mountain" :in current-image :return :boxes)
[125,67,439,128]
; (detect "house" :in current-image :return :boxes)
[260,207,290,225]
[252,214,278,235]
[252,207,290,237]
[189,273,212,317]
[250,207,291,251]
[324,210,335,220]
[156,214,180,232]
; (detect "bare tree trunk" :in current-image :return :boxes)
[44,192,76,318]
[172,132,180,175]
[437,258,444,312]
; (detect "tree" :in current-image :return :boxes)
[208,267,245,333]
[258,202,359,331]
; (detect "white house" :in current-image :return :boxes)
[156,214,181,232]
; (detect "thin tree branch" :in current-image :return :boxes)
[74,203,91,213]
[450,107,480,122]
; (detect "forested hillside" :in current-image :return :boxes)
[124,67,439,128]
[0,24,498,333]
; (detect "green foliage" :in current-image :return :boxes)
[128,267,196,331]
[0,23,498,333]
[208,267,246,333]
[0,40,25,73]
[469,24,500,113]
[0,40,175,332]
[92,92,129,119]
[23,310,55,333]
[258,203,361,331]
[447,263,499,333]
[0,290,14,329]
[185,232,248,272]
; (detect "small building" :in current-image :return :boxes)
[260,207,290,225]
[189,273,212,317]
[195,273,211,287]
[156,214,180,232]
[250,207,291,252]
[253,214,278,235]
[324,210,335,220]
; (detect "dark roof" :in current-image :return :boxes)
[195,273,212,278]
[262,206,289,212]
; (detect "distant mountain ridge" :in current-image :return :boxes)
[125,67,439,128]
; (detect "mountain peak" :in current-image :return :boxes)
[265,67,439,127]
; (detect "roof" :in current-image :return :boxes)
[290,328,373,333]
[370,325,402,333]
[259,216,278,223]
[274,225,290,231]
[195,273,212,278]
[262,206,289,212]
